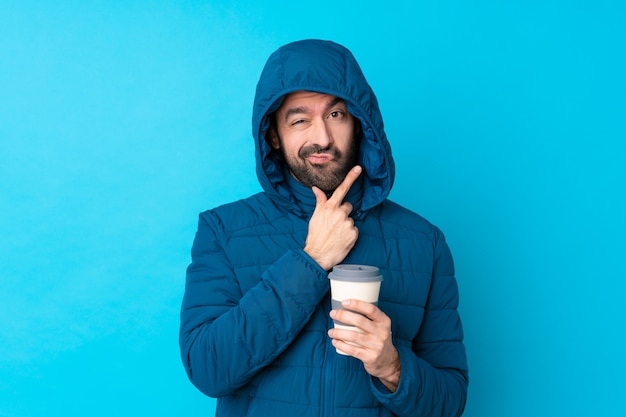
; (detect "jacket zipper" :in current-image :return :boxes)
[323,293,335,417]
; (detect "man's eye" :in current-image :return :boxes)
[291,119,305,126]
[329,111,344,119]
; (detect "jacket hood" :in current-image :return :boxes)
[252,39,395,214]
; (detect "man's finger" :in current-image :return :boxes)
[328,165,362,205]
[341,299,381,320]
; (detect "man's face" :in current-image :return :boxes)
[270,91,359,193]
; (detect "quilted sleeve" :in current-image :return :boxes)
[179,210,329,398]
[372,228,469,417]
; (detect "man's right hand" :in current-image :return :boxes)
[304,165,362,271]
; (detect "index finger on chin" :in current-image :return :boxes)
[328,165,362,205]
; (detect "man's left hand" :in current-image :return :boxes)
[328,300,401,392]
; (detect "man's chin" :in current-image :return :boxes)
[312,175,346,193]
[289,163,349,192]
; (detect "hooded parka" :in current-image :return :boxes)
[180,39,468,417]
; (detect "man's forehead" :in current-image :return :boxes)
[278,91,345,113]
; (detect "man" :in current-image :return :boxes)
[180,39,468,417]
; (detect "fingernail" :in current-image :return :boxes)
[329,310,336,317]
[354,166,362,173]
[342,299,351,306]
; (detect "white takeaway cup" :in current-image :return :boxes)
[328,264,383,355]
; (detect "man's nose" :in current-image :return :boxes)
[311,119,333,148]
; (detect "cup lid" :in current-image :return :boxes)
[328,264,383,282]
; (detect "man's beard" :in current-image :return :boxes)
[281,141,359,193]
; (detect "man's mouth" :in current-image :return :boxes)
[306,153,334,164]
[300,145,339,165]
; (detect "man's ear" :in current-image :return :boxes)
[268,127,280,149]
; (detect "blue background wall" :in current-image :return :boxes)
[1,1,624,416]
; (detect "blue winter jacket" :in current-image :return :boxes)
[180,39,468,417]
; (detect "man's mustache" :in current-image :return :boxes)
[299,145,340,159]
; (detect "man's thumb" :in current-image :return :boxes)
[311,186,327,206]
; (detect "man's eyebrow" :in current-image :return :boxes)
[283,106,310,122]
[325,96,345,111]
